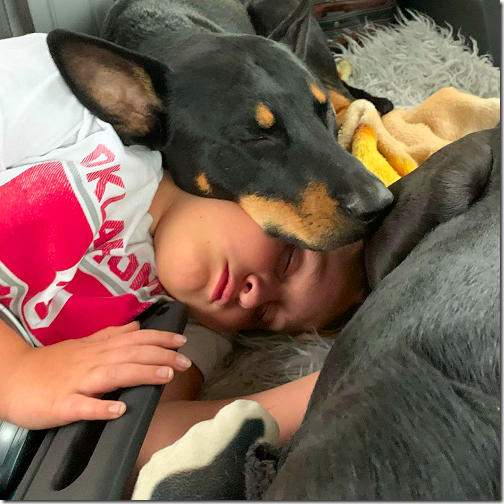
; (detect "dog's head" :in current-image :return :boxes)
[46,1,392,250]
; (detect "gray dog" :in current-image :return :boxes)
[254,125,501,499]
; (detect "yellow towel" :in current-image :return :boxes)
[338,87,500,186]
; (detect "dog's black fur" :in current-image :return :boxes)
[245,127,500,499]
[45,0,394,251]
[240,0,394,116]
[365,128,497,289]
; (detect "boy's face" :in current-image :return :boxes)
[153,187,367,333]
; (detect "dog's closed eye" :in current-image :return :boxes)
[242,133,285,147]
[239,131,289,160]
[241,124,289,150]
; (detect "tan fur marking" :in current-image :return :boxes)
[196,173,211,194]
[310,83,327,104]
[328,89,351,125]
[239,181,342,248]
[255,103,275,128]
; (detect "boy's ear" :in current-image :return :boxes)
[46,29,170,148]
[267,0,312,61]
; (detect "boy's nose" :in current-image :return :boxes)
[238,274,269,309]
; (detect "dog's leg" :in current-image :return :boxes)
[365,127,497,289]
[262,349,500,499]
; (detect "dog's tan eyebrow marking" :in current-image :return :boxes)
[255,102,275,128]
[239,181,341,248]
[310,83,327,104]
[196,173,211,194]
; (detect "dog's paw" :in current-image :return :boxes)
[132,400,280,500]
[245,442,282,500]
[372,96,394,116]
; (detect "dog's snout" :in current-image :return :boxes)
[340,183,393,222]
[374,182,395,210]
[343,203,379,223]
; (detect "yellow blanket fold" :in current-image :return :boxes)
[338,87,500,186]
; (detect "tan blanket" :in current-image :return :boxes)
[338,87,500,186]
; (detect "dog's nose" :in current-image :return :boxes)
[340,183,393,222]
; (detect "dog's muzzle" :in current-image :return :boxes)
[239,180,393,250]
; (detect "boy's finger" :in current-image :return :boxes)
[82,364,175,394]
[85,321,141,342]
[56,394,127,424]
[107,330,187,350]
[107,345,192,371]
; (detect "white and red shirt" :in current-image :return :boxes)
[0,141,169,346]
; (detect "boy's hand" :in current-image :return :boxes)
[5,322,191,429]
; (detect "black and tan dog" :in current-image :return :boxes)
[46,0,394,251]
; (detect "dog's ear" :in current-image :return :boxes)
[46,29,170,148]
[267,0,311,61]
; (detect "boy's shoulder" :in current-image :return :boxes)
[0,32,163,186]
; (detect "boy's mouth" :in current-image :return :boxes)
[212,263,231,304]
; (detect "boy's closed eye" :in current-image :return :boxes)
[278,244,303,281]
[254,244,299,327]
[282,245,295,276]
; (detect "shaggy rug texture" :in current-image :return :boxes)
[201,10,500,400]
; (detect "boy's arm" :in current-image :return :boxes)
[0,319,33,422]
[0,319,193,429]
[135,371,318,471]
[247,371,318,444]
